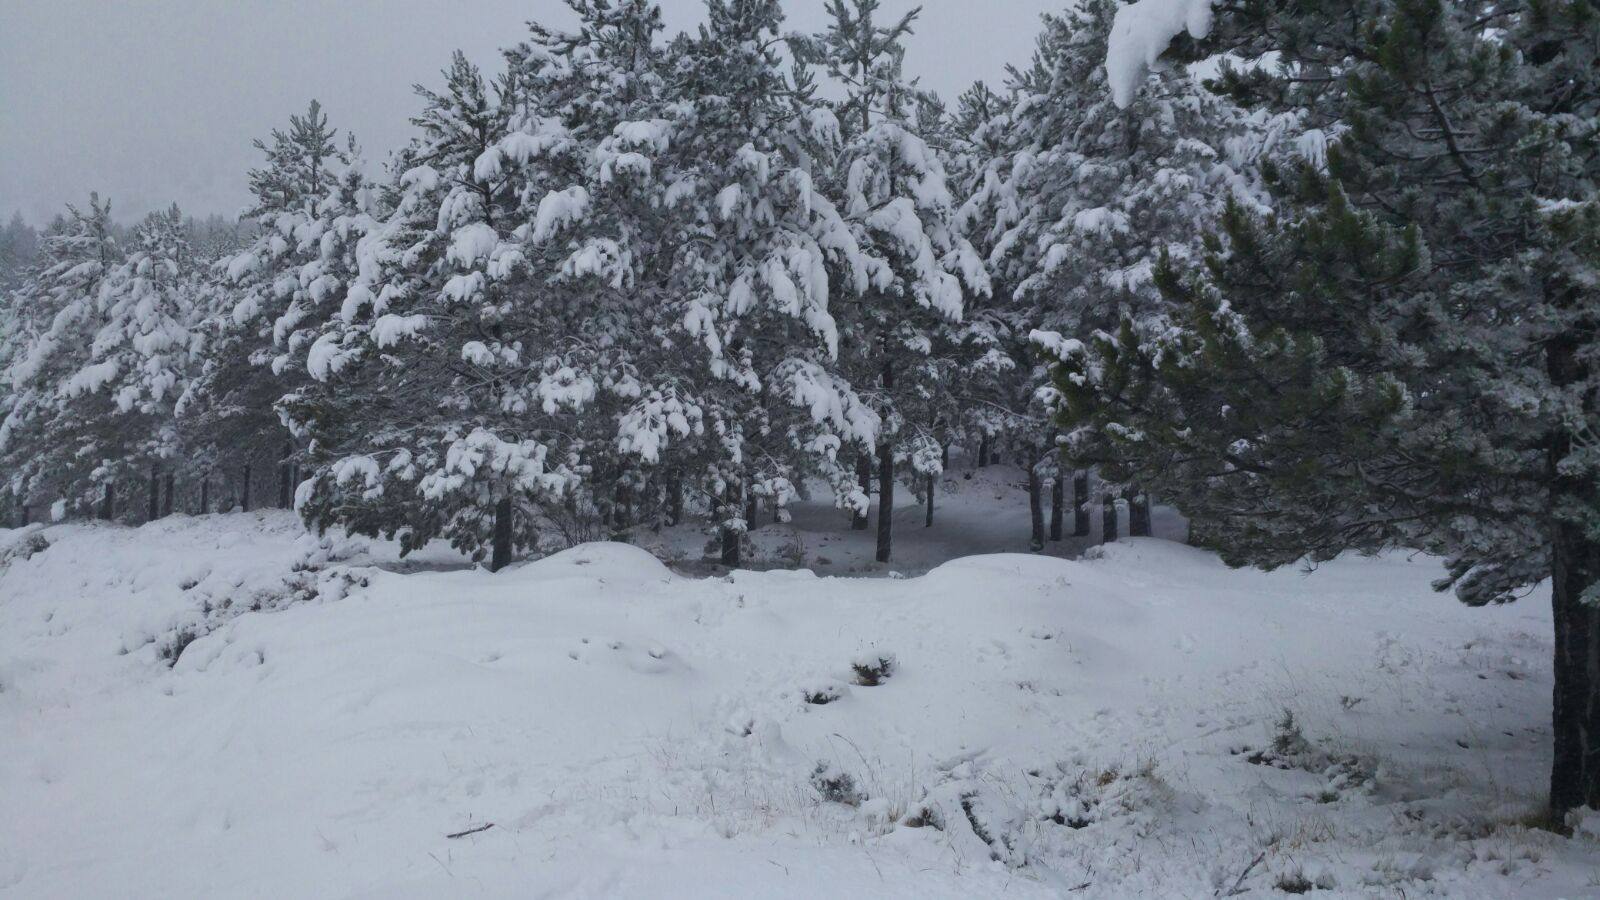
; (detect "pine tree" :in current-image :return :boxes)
[965,0,1265,545]
[1,195,129,517]
[197,103,370,514]
[641,0,884,564]
[797,0,990,562]
[1049,0,1600,817]
[0,212,41,293]
[247,100,343,219]
[284,48,576,569]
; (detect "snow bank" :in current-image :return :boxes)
[1,514,1593,897]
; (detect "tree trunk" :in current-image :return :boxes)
[200,476,210,515]
[925,474,934,528]
[1102,493,1117,544]
[1073,471,1090,537]
[1130,491,1151,537]
[1548,329,1600,815]
[941,442,949,471]
[100,482,115,520]
[147,465,160,522]
[1028,453,1044,552]
[665,470,683,527]
[744,486,758,532]
[615,480,634,530]
[977,434,989,468]
[277,439,293,508]
[489,496,513,572]
[852,453,871,530]
[875,440,893,563]
[162,472,174,517]
[1550,513,1600,815]
[19,501,29,527]
[241,464,252,512]
[720,484,741,567]
[1049,473,1064,541]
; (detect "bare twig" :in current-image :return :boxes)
[446,822,495,839]
[1219,851,1267,897]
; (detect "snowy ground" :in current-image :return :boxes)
[2,474,1598,897]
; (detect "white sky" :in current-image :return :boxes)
[0,0,1060,224]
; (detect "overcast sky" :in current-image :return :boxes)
[0,0,1061,225]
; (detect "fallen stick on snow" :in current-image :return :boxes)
[1219,851,1266,897]
[445,823,495,839]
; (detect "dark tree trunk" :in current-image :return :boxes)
[1050,473,1064,541]
[489,496,513,572]
[1028,453,1044,552]
[744,486,758,531]
[241,464,252,512]
[662,470,681,527]
[147,465,160,522]
[875,440,893,563]
[199,476,210,515]
[924,474,934,528]
[977,434,989,468]
[1550,518,1600,815]
[1102,493,1117,544]
[852,452,871,530]
[162,472,174,517]
[1073,471,1090,537]
[1130,491,1152,537]
[100,482,115,520]
[277,440,293,508]
[941,442,949,471]
[1548,329,1600,815]
[720,484,741,567]
[19,501,29,527]
[616,480,634,530]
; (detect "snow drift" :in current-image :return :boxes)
[2,514,1596,897]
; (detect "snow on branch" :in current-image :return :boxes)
[1105,0,1215,108]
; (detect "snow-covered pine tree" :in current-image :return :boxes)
[1048,0,1600,817]
[287,44,597,570]
[641,0,881,564]
[0,195,132,520]
[197,101,370,513]
[0,212,41,294]
[797,0,990,562]
[964,0,1266,546]
[81,204,206,518]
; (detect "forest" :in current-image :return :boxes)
[3,0,1600,894]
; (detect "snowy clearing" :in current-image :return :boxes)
[3,509,1596,898]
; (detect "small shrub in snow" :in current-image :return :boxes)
[811,762,864,806]
[800,681,846,705]
[0,527,49,569]
[1272,709,1311,757]
[160,628,198,667]
[1235,710,1376,803]
[959,790,1026,866]
[900,801,944,830]
[1274,870,1314,894]
[850,652,896,686]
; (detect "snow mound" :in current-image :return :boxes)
[527,540,678,583]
